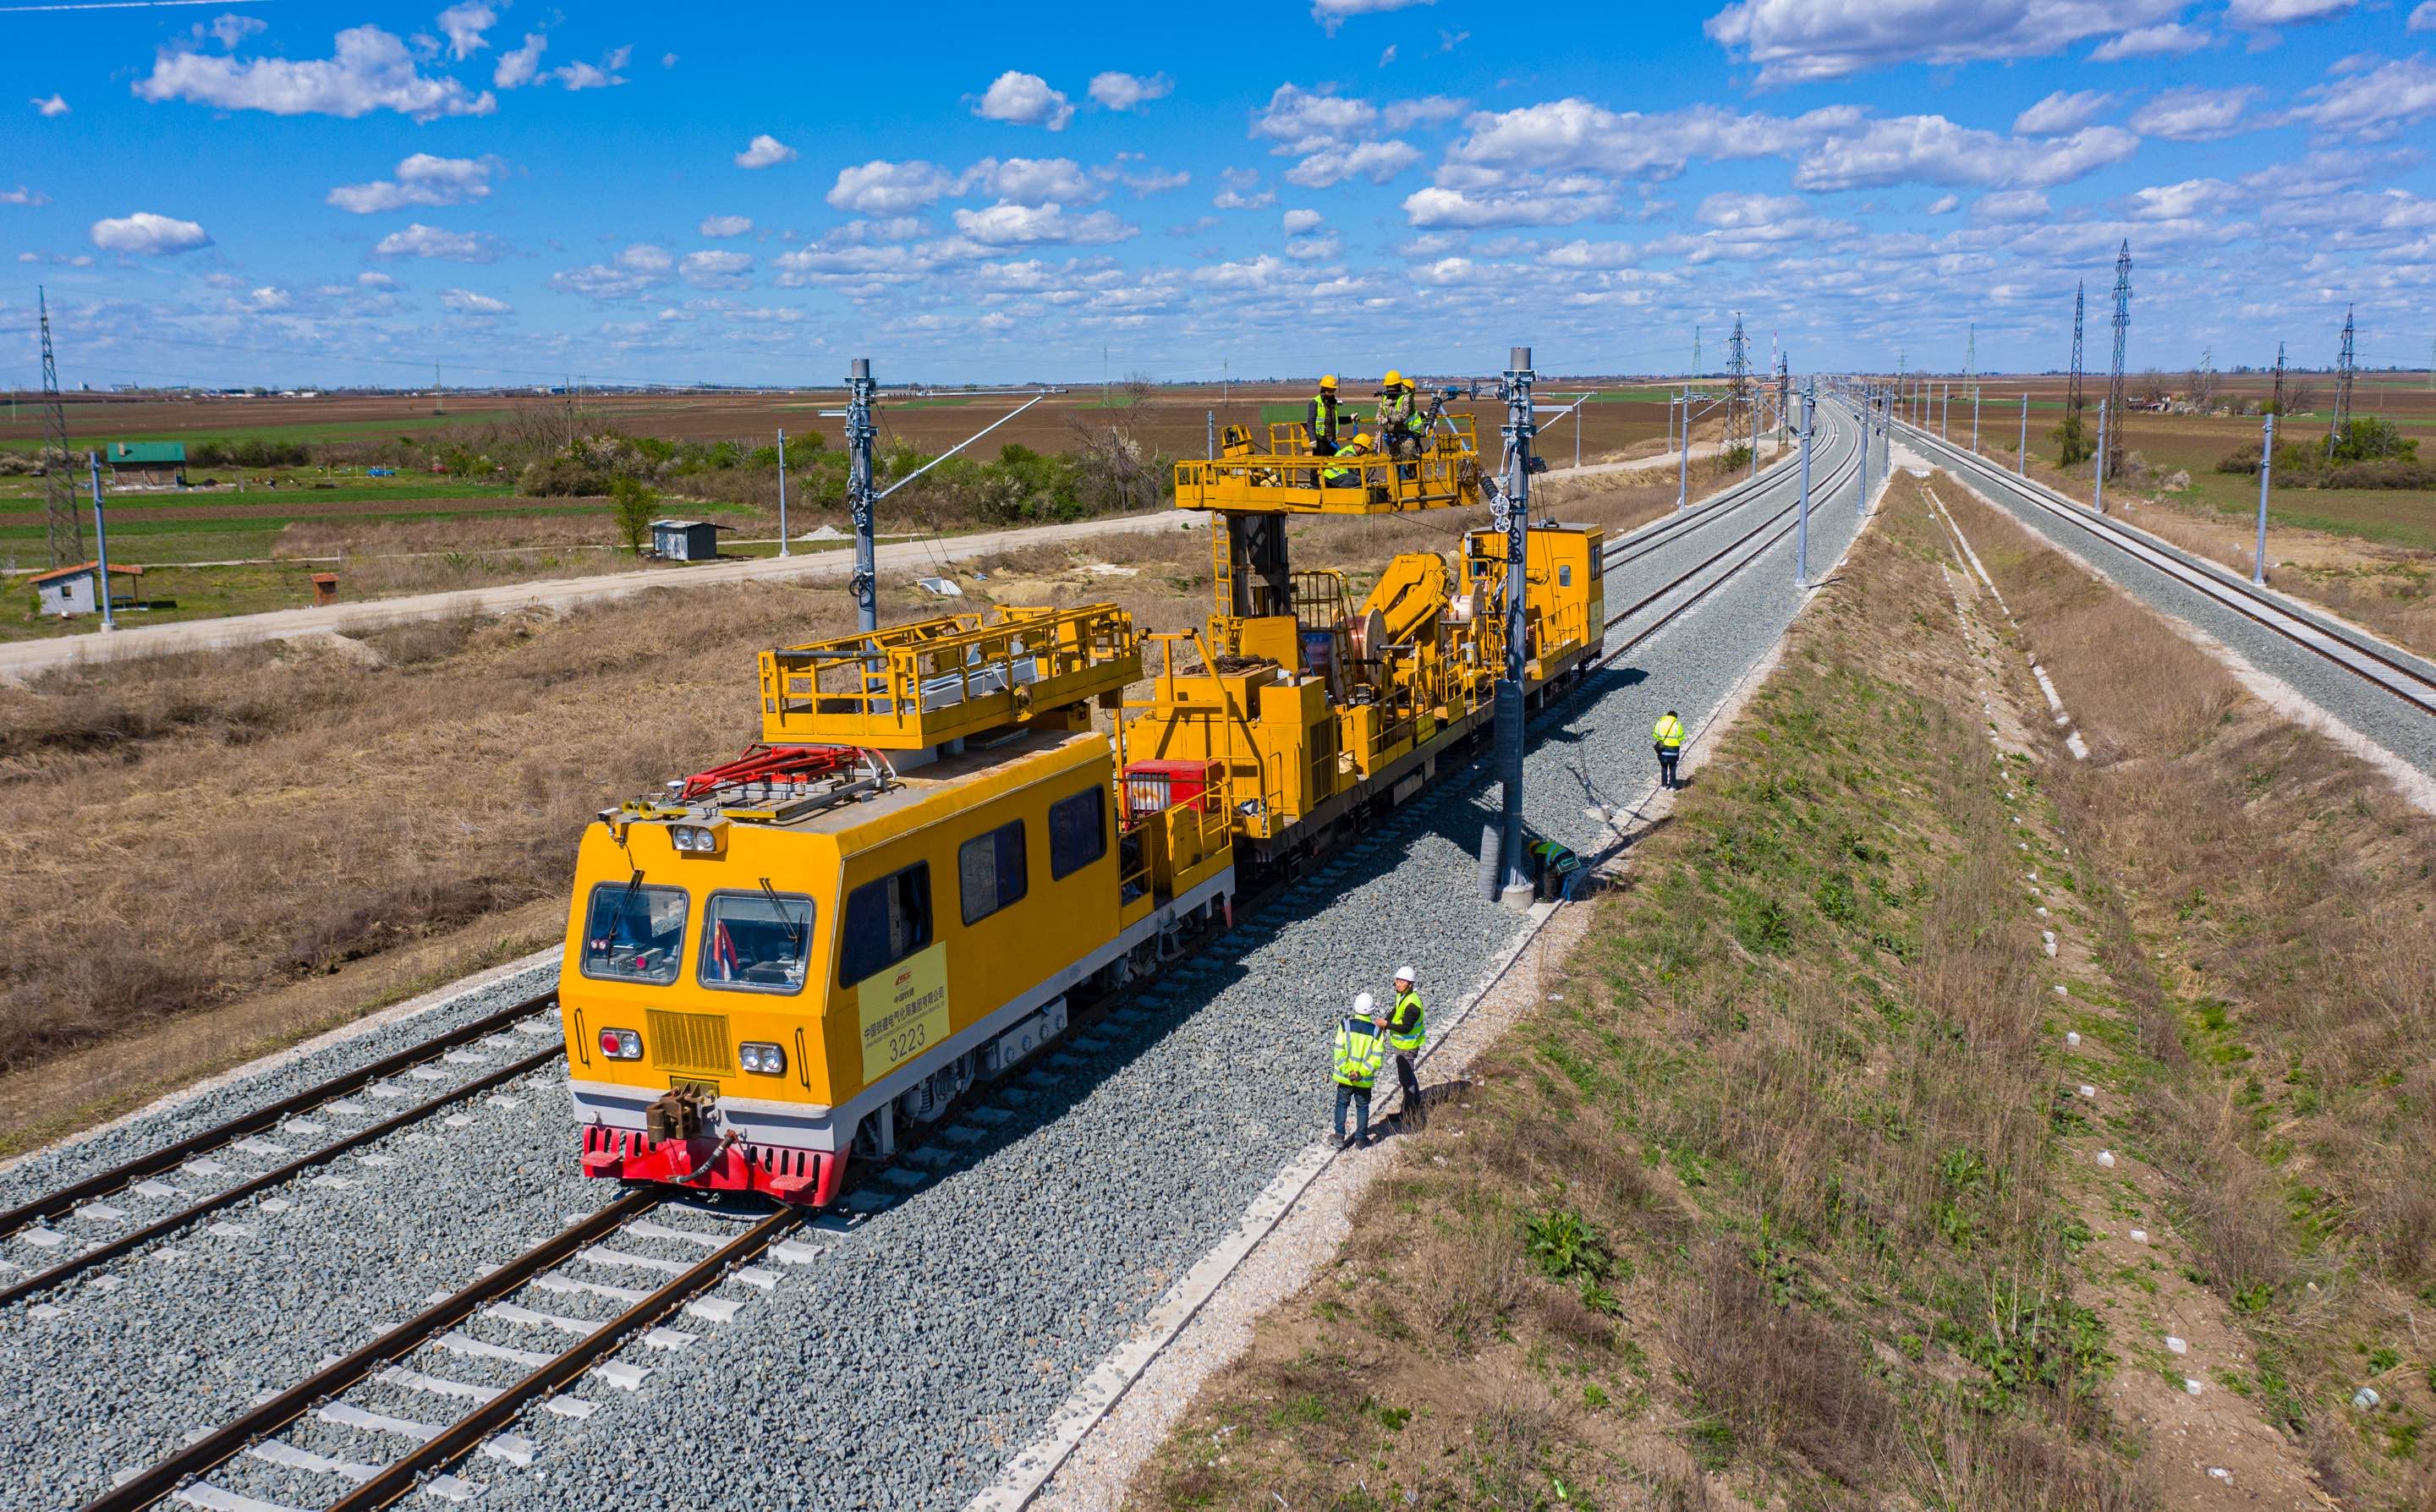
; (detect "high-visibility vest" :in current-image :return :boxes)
[1332,1017,1386,1088]
[1308,394,1339,444]
[1387,990,1425,1054]
[1378,392,1416,433]
[1654,715,1685,749]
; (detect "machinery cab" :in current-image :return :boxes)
[1461,521,1607,682]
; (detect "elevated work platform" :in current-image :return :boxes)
[1171,417,1485,515]
[759,604,1140,750]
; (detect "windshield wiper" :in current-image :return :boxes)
[760,876,804,952]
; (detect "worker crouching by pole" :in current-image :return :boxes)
[1331,994,1389,1148]
[1386,967,1425,1132]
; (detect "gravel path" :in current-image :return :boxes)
[5,410,1871,1511]
[1898,421,2436,780]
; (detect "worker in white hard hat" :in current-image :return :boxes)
[1385,967,1426,1130]
[1331,992,1390,1148]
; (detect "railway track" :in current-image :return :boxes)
[1895,417,2436,719]
[0,997,566,1310]
[37,409,1874,1510]
[83,1192,798,1511]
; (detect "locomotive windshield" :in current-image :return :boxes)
[579,881,689,983]
[700,890,815,993]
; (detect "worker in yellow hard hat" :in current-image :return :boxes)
[1320,430,1374,488]
[1377,370,1422,462]
[1307,374,1344,457]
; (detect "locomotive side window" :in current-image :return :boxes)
[839,863,933,986]
[1048,788,1107,880]
[579,881,689,984]
[958,820,1029,927]
[699,890,814,994]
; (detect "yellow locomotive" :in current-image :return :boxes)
[558,407,1602,1204]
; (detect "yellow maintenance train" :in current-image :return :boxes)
[560,409,1602,1206]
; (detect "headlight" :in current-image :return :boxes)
[738,1044,762,1072]
[601,1028,641,1060]
[740,1041,785,1076]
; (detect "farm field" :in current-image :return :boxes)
[0,381,1682,643]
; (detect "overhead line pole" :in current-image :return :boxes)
[1795,377,1813,587]
[776,428,790,557]
[87,452,114,633]
[1495,345,1538,912]
[2094,399,2110,516]
[846,357,877,634]
[2254,412,2275,586]
[2018,393,2028,475]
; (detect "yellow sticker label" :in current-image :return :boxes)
[859,941,951,1085]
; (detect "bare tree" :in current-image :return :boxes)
[2281,376,2319,416]
[2186,364,2219,411]
[2138,370,2170,408]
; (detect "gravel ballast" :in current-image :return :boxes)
[4,411,1876,1511]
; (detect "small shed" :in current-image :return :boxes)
[650,518,731,562]
[29,561,143,616]
[102,441,187,488]
[310,572,341,606]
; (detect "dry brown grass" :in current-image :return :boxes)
[1141,475,2153,1510]
[1945,483,2436,1506]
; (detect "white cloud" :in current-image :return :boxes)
[244,284,289,310]
[436,3,495,58]
[371,222,498,260]
[30,94,69,117]
[699,214,753,238]
[1213,187,1276,210]
[2124,178,2235,219]
[494,32,545,87]
[2013,90,2113,134]
[2413,3,2436,32]
[975,71,1074,130]
[2291,56,2436,140]
[1444,99,1826,181]
[735,134,798,169]
[1695,190,1802,228]
[681,249,754,289]
[0,185,50,206]
[1253,83,1378,151]
[357,270,396,288]
[2225,0,2355,22]
[1284,233,1342,260]
[1102,161,1190,195]
[1311,0,1433,36]
[1972,188,2051,221]
[1282,208,1326,234]
[133,25,496,120]
[2130,85,2258,141]
[1926,193,1961,214]
[828,159,957,212]
[206,14,266,49]
[1380,44,1398,66]
[965,156,1095,205]
[1284,139,1422,188]
[1793,118,2138,190]
[1705,0,2186,85]
[2089,22,2212,58]
[951,201,1138,245]
[1382,94,1467,130]
[326,154,495,214]
[89,211,211,255]
[1088,71,1171,111]
[548,46,630,92]
[1402,184,1613,228]
[441,287,512,315]
[619,244,673,272]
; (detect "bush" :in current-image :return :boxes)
[2050,410,2093,468]
[189,438,310,468]
[518,453,612,496]
[608,476,658,554]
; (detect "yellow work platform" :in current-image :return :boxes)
[1171,418,1484,515]
[759,604,1140,751]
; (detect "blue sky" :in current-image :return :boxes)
[4,0,2433,387]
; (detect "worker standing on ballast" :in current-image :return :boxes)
[1331,994,1389,1148]
[1386,967,1426,1131]
[1307,374,1344,457]
[1653,709,1686,789]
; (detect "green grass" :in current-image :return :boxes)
[0,479,519,512]
[0,411,516,451]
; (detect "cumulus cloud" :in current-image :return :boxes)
[441,286,511,315]
[1214,186,1276,211]
[89,211,211,255]
[2225,0,2355,23]
[31,94,69,117]
[0,185,50,206]
[681,249,754,289]
[2130,85,2258,141]
[1282,208,1326,234]
[551,244,685,299]
[828,159,957,212]
[2124,178,2236,219]
[951,201,1138,245]
[975,71,1074,130]
[206,14,266,49]
[699,214,752,238]
[1088,71,1171,111]
[494,32,545,87]
[1705,0,2186,85]
[2089,22,2212,58]
[1310,0,1434,36]
[965,156,1095,205]
[1382,94,1467,130]
[2413,3,2436,31]
[133,25,496,120]
[1926,193,1961,214]
[735,134,798,169]
[549,47,631,91]
[1791,117,2137,190]
[1402,184,1613,228]
[371,222,498,260]
[436,3,495,58]
[1284,139,1422,188]
[327,154,495,214]
[2290,56,2436,140]
[2013,90,2113,134]
[1972,188,2052,221]
[1253,83,1378,151]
